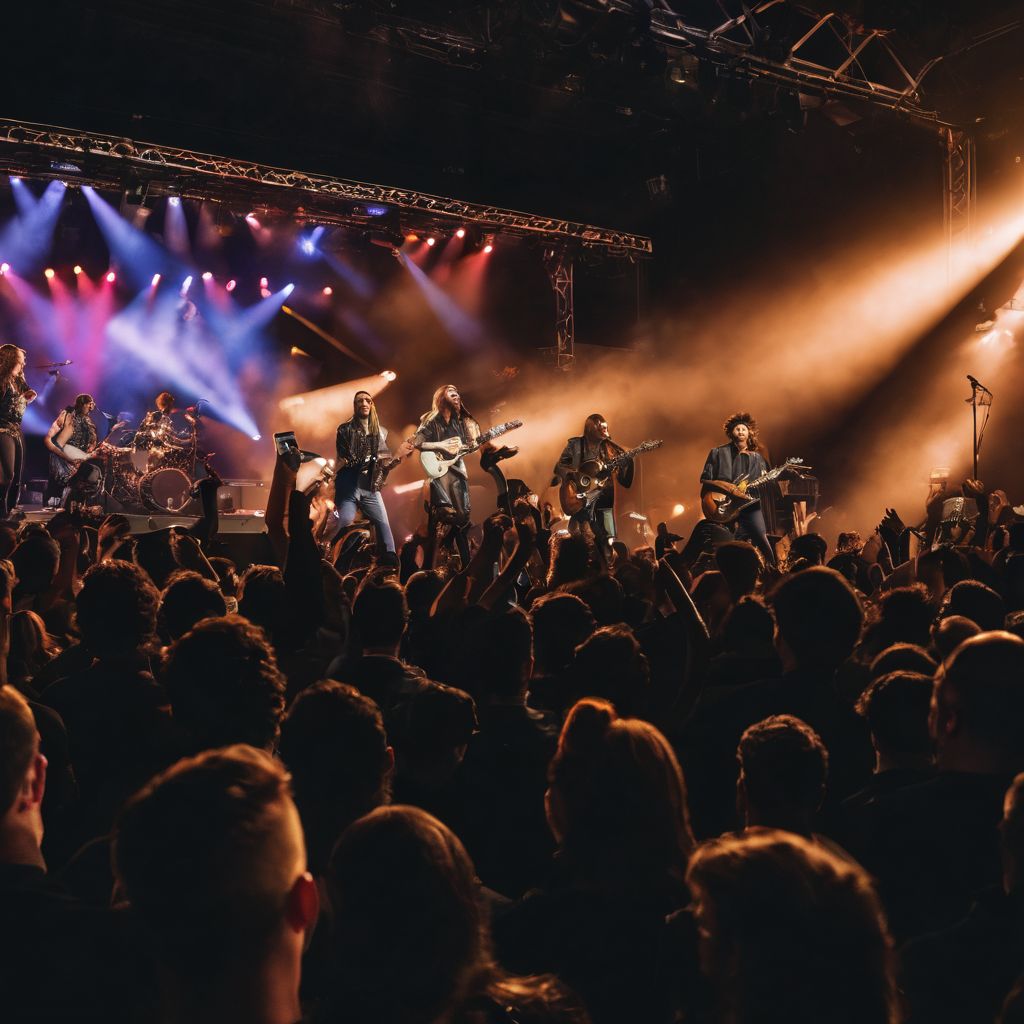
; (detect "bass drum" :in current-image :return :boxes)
[140,467,194,513]
[107,446,143,509]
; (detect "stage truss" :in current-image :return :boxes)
[0,118,653,371]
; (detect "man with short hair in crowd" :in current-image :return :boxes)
[1,685,134,1022]
[326,575,426,715]
[279,680,394,876]
[456,607,558,897]
[736,714,830,842]
[682,566,873,837]
[163,613,287,755]
[900,771,1024,1023]
[854,631,1024,940]
[113,745,319,1024]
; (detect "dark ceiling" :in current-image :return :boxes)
[3,1,1023,316]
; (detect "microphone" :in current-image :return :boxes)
[967,374,992,394]
[35,360,72,369]
[101,411,115,421]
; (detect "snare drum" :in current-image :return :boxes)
[140,467,194,513]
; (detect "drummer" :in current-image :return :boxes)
[136,391,179,449]
[44,394,99,507]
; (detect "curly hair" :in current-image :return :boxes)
[76,560,160,658]
[163,614,287,753]
[723,411,760,451]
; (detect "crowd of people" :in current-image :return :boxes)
[3,428,1024,1024]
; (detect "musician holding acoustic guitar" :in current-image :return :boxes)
[553,413,638,558]
[698,411,777,565]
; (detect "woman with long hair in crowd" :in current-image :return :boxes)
[0,343,37,517]
[323,804,587,1024]
[494,697,698,1024]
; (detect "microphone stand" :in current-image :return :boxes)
[968,379,993,480]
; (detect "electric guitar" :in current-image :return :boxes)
[419,420,524,480]
[558,440,663,516]
[700,457,806,526]
[371,432,419,492]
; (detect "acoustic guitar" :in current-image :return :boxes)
[558,439,663,516]
[419,419,523,480]
[700,457,805,526]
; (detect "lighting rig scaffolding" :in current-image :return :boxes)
[0,118,654,369]
[312,1,1001,261]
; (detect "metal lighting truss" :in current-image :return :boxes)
[942,128,976,270]
[648,2,952,121]
[0,119,652,257]
[543,247,576,369]
[0,118,655,370]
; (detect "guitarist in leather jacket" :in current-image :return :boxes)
[553,413,634,557]
[334,390,409,554]
[699,412,775,565]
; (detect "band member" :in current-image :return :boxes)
[0,344,38,517]
[44,394,99,505]
[412,384,480,565]
[334,390,408,554]
[553,413,634,553]
[699,411,775,564]
[136,391,179,447]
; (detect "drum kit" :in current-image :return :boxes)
[75,410,203,513]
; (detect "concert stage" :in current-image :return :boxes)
[20,508,268,535]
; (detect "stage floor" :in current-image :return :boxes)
[19,508,268,534]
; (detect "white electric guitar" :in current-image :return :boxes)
[419,419,523,480]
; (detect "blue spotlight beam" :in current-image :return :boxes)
[82,186,187,290]
[0,180,65,274]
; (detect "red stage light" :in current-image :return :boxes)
[426,237,436,247]
[483,244,493,254]
[202,271,213,281]
[226,279,237,292]
[106,271,116,283]
[322,286,333,296]
[0,263,9,276]
[44,268,55,280]
[456,228,466,239]
[73,265,83,276]
[151,273,161,287]
[260,276,269,288]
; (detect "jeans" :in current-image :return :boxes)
[335,479,396,553]
[0,432,24,515]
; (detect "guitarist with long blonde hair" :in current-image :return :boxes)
[412,384,482,565]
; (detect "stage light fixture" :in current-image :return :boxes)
[168,196,181,207]
[0,263,8,275]
[260,276,269,288]
[456,228,466,239]
[405,233,418,242]
[44,268,55,280]
[73,265,83,276]
[322,286,333,296]
[105,270,116,283]
[202,271,213,281]
[381,370,397,381]
[252,434,262,442]
[181,275,193,293]
[672,503,685,516]
[151,273,161,286]
[225,279,237,292]
[426,237,436,247]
